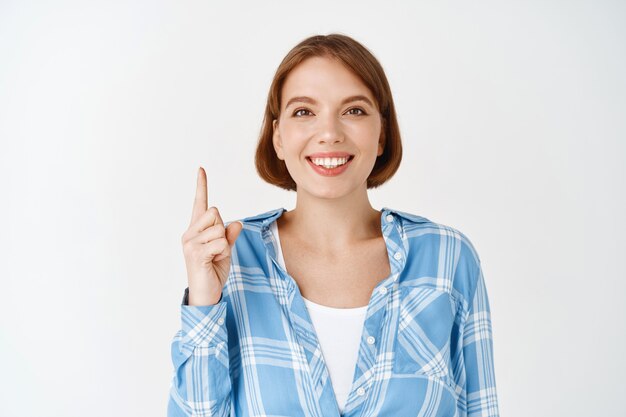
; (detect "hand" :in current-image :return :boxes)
[181,167,243,305]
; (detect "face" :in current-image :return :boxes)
[272,56,384,199]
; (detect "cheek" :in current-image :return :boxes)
[352,125,382,150]
[281,122,309,138]
[279,125,309,152]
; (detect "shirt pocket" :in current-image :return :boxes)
[393,285,459,386]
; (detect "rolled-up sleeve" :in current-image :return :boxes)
[462,265,499,417]
[167,288,231,417]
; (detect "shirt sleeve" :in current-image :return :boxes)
[462,264,500,417]
[167,287,231,417]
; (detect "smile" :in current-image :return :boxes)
[309,156,351,168]
[306,155,354,176]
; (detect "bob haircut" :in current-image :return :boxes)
[255,33,403,191]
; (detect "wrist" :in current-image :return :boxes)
[187,286,222,306]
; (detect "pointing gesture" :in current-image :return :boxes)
[181,167,243,305]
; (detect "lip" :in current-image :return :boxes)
[306,155,354,177]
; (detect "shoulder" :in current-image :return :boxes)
[387,207,481,265]
[387,207,482,300]
[224,208,286,256]
[224,207,286,231]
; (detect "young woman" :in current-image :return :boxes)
[168,34,500,417]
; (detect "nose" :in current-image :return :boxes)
[316,112,344,144]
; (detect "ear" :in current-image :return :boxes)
[272,119,284,160]
[377,123,385,156]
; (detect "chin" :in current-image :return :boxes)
[302,181,363,200]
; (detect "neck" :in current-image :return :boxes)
[280,184,382,254]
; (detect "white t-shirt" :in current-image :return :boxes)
[269,221,368,413]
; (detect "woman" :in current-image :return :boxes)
[168,34,500,417]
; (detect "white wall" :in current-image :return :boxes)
[1,1,624,416]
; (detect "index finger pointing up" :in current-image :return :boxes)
[190,167,208,227]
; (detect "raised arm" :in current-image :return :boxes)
[167,167,242,416]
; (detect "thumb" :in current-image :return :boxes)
[225,221,243,248]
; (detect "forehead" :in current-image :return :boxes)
[281,56,375,105]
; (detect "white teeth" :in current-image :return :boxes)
[310,156,350,168]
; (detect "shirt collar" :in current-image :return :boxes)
[242,207,432,289]
[240,206,430,229]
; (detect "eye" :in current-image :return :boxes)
[293,108,313,117]
[345,107,366,116]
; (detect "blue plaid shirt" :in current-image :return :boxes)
[168,207,499,417]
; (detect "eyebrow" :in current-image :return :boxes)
[284,95,375,110]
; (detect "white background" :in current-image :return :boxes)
[1,1,624,416]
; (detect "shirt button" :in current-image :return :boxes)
[356,387,366,396]
[393,252,402,260]
[385,214,394,223]
[366,336,375,345]
[217,317,225,325]
[379,286,388,295]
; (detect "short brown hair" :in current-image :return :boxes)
[255,33,402,191]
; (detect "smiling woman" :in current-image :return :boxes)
[255,35,403,192]
[168,33,500,417]
[270,56,384,191]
